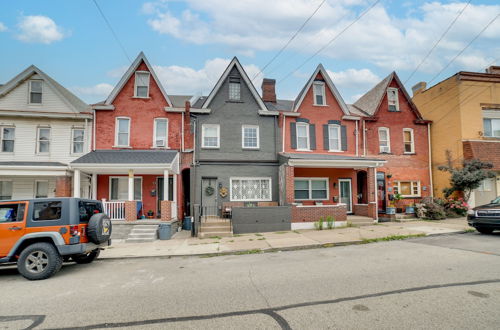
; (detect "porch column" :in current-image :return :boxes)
[161,169,172,221]
[91,173,97,199]
[128,169,134,201]
[285,165,295,205]
[73,169,81,198]
[367,167,377,221]
[163,169,169,201]
[173,173,178,218]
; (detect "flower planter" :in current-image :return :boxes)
[386,207,396,215]
[405,206,415,214]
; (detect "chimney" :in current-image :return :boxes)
[261,78,276,103]
[486,66,500,75]
[412,82,427,96]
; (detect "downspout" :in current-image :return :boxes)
[92,109,96,151]
[181,112,185,152]
[427,123,434,198]
[362,119,366,157]
[282,113,286,153]
[355,120,359,157]
[374,165,379,223]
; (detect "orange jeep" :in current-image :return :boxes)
[0,198,112,280]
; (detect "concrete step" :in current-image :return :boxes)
[199,231,233,239]
[202,221,231,226]
[130,228,158,233]
[125,237,157,243]
[128,233,157,239]
[131,225,160,230]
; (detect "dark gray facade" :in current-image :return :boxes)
[232,206,291,234]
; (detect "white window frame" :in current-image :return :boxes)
[483,118,500,138]
[201,124,220,149]
[1,126,15,153]
[328,124,341,152]
[71,128,85,154]
[34,180,49,198]
[294,178,329,201]
[115,117,131,147]
[134,71,150,98]
[387,87,399,111]
[109,176,143,201]
[242,125,259,149]
[28,80,43,105]
[229,177,272,202]
[313,81,326,106]
[478,178,494,192]
[393,181,421,198]
[378,127,391,153]
[153,118,169,148]
[228,76,241,101]
[0,180,13,200]
[36,127,51,154]
[296,122,310,151]
[403,128,415,154]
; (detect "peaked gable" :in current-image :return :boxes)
[105,52,172,106]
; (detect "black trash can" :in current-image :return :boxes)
[158,223,171,240]
[183,217,192,231]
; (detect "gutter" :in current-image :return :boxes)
[427,123,434,198]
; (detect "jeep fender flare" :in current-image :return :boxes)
[6,232,65,260]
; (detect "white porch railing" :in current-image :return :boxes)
[103,200,126,220]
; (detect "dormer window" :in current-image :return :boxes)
[387,87,399,111]
[134,71,150,98]
[29,80,42,104]
[229,76,241,101]
[313,81,325,106]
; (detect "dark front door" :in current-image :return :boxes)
[201,178,218,216]
[157,177,173,216]
[377,172,386,212]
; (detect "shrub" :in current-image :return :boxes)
[415,198,446,220]
[326,216,335,229]
[314,217,324,230]
[443,197,468,217]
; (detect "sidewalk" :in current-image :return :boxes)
[100,218,471,259]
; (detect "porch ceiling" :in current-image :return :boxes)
[281,153,386,168]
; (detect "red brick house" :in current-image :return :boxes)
[72,52,193,221]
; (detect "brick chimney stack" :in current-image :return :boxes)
[486,66,500,74]
[261,78,276,103]
[412,82,427,96]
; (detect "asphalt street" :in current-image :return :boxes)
[1,232,499,329]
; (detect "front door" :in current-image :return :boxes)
[0,202,27,256]
[157,177,174,217]
[201,178,218,216]
[377,172,386,212]
[339,179,352,213]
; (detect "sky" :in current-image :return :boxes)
[0,0,499,104]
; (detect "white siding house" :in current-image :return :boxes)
[0,65,92,200]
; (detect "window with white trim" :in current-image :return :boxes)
[483,118,500,137]
[115,118,130,147]
[477,178,494,192]
[228,77,241,101]
[202,124,220,148]
[393,181,420,197]
[134,71,150,98]
[29,80,42,104]
[387,87,399,111]
[403,128,414,153]
[35,181,49,198]
[313,82,326,105]
[1,127,15,152]
[328,124,341,151]
[230,177,271,201]
[296,123,309,150]
[242,125,259,149]
[110,177,142,200]
[154,118,168,148]
[37,127,50,153]
[0,181,12,200]
[378,127,390,153]
[294,178,328,200]
[72,128,85,154]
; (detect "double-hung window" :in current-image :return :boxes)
[115,118,130,147]
[35,181,49,198]
[393,181,420,197]
[387,87,399,111]
[313,82,326,105]
[378,127,390,153]
[29,80,43,104]
[229,77,241,101]
[72,128,85,154]
[403,128,414,153]
[154,118,168,148]
[296,123,310,150]
[110,177,142,200]
[242,125,259,149]
[483,118,500,137]
[134,71,150,98]
[230,177,271,201]
[1,127,15,152]
[37,127,50,153]
[294,178,328,200]
[0,181,13,200]
[202,124,220,148]
[328,124,341,151]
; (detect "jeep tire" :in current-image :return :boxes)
[476,226,494,234]
[87,213,112,244]
[17,243,63,281]
[72,249,100,264]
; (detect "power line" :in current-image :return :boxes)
[427,12,499,85]
[251,0,327,81]
[92,0,131,63]
[278,0,381,83]
[404,0,471,84]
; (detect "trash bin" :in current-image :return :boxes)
[183,216,192,231]
[158,223,171,240]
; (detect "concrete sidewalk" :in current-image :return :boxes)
[100,218,471,259]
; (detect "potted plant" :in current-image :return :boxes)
[405,200,415,214]
[146,210,154,219]
[386,200,396,215]
[393,193,403,213]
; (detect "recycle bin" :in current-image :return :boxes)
[158,223,171,240]
[183,216,192,231]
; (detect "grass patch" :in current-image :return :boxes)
[274,231,288,234]
[209,236,221,240]
[257,237,266,240]
[361,234,425,244]
[255,233,263,236]
[293,230,301,234]
[234,249,262,255]
[464,228,476,233]
[249,238,254,241]
[233,234,243,237]
[228,240,235,243]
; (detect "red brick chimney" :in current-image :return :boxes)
[261,78,276,103]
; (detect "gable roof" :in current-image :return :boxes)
[104,52,173,106]
[293,64,350,115]
[353,72,425,119]
[0,65,89,114]
[201,57,268,111]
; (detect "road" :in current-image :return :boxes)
[1,232,499,329]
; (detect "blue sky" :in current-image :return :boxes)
[0,0,499,104]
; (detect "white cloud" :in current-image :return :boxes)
[71,83,114,102]
[16,15,66,44]
[0,22,7,32]
[327,68,380,89]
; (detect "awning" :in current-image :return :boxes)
[0,161,70,176]
[280,153,386,168]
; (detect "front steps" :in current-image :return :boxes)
[347,215,376,226]
[125,225,158,243]
[199,218,232,238]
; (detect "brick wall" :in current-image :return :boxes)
[292,205,347,223]
[353,204,368,216]
[55,176,72,197]
[463,140,500,170]
[284,165,295,204]
[124,201,137,222]
[161,200,172,221]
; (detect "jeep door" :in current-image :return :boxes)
[0,201,27,256]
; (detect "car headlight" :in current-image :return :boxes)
[467,209,475,216]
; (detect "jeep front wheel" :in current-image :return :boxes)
[17,243,63,281]
[72,249,100,264]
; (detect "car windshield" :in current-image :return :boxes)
[492,196,500,204]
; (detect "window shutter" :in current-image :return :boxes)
[290,122,297,149]
[310,124,316,150]
[341,125,347,151]
[323,125,329,150]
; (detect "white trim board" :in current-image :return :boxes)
[292,221,347,230]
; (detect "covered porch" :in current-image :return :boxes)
[71,150,180,221]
